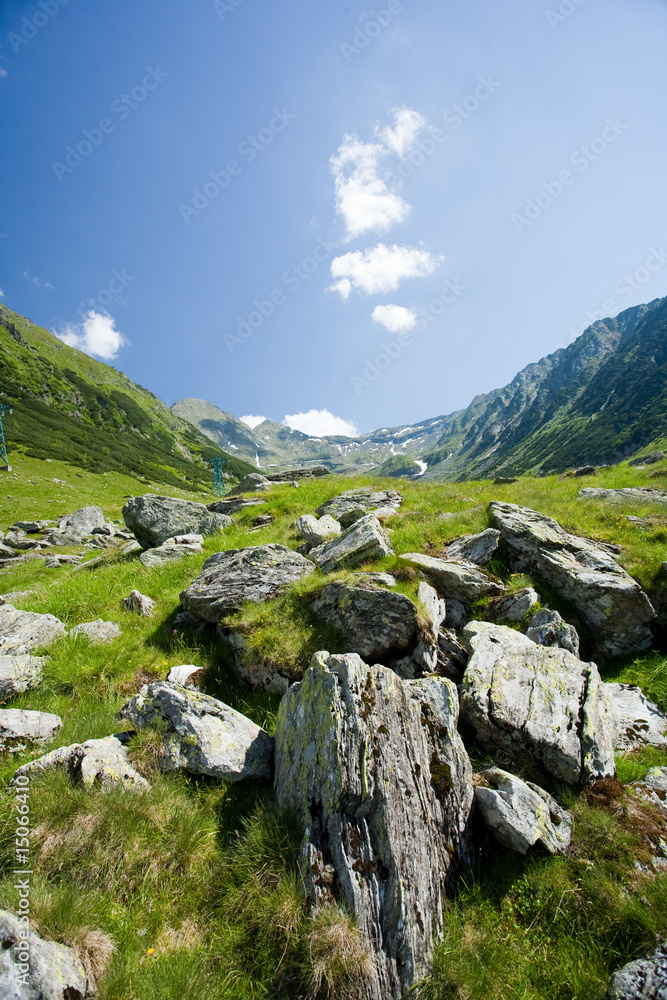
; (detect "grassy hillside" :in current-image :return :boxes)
[0,305,255,492]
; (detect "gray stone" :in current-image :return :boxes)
[446,528,501,566]
[4,531,39,550]
[13,733,150,792]
[225,473,272,495]
[417,580,447,631]
[310,581,419,661]
[180,544,315,623]
[445,598,467,630]
[119,681,273,781]
[0,591,34,607]
[70,619,121,644]
[475,767,572,854]
[606,684,667,751]
[13,520,53,532]
[578,487,667,505]
[489,501,656,659]
[207,498,268,516]
[60,504,106,535]
[44,554,83,568]
[361,572,396,587]
[309,514,393,574]
[265,466,331,481]
[0,708,62,751]
[122,494,231,548]
[461,621,615,784]
[166,664,205,689]
[437,629,469,681]
[0,908,89,1000]
[526,608,580,656]
[628,452,666,466]
[606,943,667,999]
[139,534,203,568]
[632,768,667,817]
[316,488,403,527]
[573,465,596,477]
[122,590,156,617]
[295,513,341,547]
[0,606,65,656]
[120,539,142,555]
[0,655,44,702]
[223,629,291,694]
[399,552,506,604]
[486,587,540,623]
[274,651,473,1000]
[0,543,19,559]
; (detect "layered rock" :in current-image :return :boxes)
[122,494,231,548]
[309,580,419,661]
[0,709,62,751]
[526,608,580,656]
[445,528,501,565]
[139,533,203,567]
[486,587,540,623]
[0,908,89,1000]
[309,515,393,574]
[13,733,150,791]
[398,552,506,603]
[0,605,65,656]
[316,488,402,527]
[0,655,44,701]
[474,767,572,854]
[606,684,667,751]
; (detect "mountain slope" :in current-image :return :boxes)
[0,304,254,491]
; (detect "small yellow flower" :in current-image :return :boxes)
[147,948,154,955]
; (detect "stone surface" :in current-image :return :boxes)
[166,664,205,688]
[526,608,580,656]
[224,473,272,496]
[44,554,83,568]
[361,572,396,587]
[399,552,506,604]
[0,708,62,751]
[628,452,666,466]
[13,733,150,792]
[579,487,667,505]
[489,501,656,658]
[265,466,331,481]
[0,605,65,656]
[0,655,44,702]
[69,619,121,644]
[61,504,106,535]
[632,768,667,817]
[274,651,473,1000]
[573,465,596,477]
[0,908,89,1000]
[294,513,341,547]
[122,590,156,617]
[316,487,403,527]
[417,580,447,631]
[606,684,667,751]
[0,591,34,606]
[122,494,231,548]
[139,534,203,568]
[119,681,273,781]
[310,580,419,661]
[223,629,291,694]
[13,520,53,532]
[606,943,667,999]
[437,629,469,681]
[445,528,501,566]
[4,531,39,550]
[486,587,540,623]
[461,621,615,784]
[180,544,315,622]
[475,767,572,854]
[207,498,268,516]
[444,598,467,630]
[309,514,393,574]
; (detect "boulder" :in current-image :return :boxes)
[274,651,473,1000]
[265,466,331,481]
[606,943,667,999]
[122,590,156,617]
[139,534,203,568]
[578,487,667,505]
[13,520,53,532]
[445,528,501,566]
[0,590,34,607]
[417,580,447,631]
[308,514,393,574]
[628,452,666,466]
[295,513,341,548]
[437,629,469,681]
[526,608,580,656]
[225,473,272,496]
[0,655,44,701]
[119,681,273,781]
[122,494,231,548]
[60,504,106,535]
[180,544,315,623]
[70,619,121,644]
[361,572,396,587]
[13,733,150,792]
[0,543,19,560]
[460,621,615,784]
[222,629,290,694]
[3,531,39,550]
[0,605,65,656]
[573,465,596,477]
[309,580,419,661]
[486,587,540,623]
[606,684,667,751]
[398,552,506,604]
[489,501,656,658]
[474,767,572,854]
[207,498,268,515]
[0,708,62,751]
[166,664,205,689]
[0,908,89,1000]
[316,488,403,527]
[44,554,83,568]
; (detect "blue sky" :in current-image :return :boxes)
[2,0,667,437]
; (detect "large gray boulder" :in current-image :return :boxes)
[399,552,506,603]
[606,943,667,999]
[0,908,89,1000]
[606,684,667,751]
[0,655,45,701]
[316,487,402,527]
[0,709,62,751]
[461,621,615,784]
[119,681,273,781]
[122,494,231,548]
[475,767,572,854]
[0,606,65,657]
[309,580,419,661]
[13,733,150,792]
[274,651,473,1000]
[309,515,393,574]
[526,608,580,656]
[579,487,667,506]
[60,504,106,534]
[446,528,501,565]
[139,534,203,568]
[180,544,315,623]
[489,501,656,658]
[225,472,272,496]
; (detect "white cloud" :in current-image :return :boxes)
[240,414,267,429]
[328,243,441,300]
[372,304,418,333]
[0,289,4,298]
[56,310,126,361]
[23,270,41,287]
[330,106,425,241]
[0,68,7,79]
[283,409,358,438]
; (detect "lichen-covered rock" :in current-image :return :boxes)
[606,684,667,751]
[0,908,89,1000]
[139,534,203,568]
[0,709,62,751]
[526,608,580,656]
[309,515,393,574]
[0,655,45,702]
[489,501,656,658]
[70,619,121,644]
[0,605,65,656]
[122,590,156,617]
[399,552,506,604]
[13,733,150,792]
[274,651,473,1000]
[417,580,447,632]
[475,767,572,854]
[461,621,615,784]
[294,513,341,548]
[310,580,419,661]
[122,494,231,548]
[180,544,315,623]
[606,943,667,999]
[486,587,540,623]
[119,681,273,781]
[446,528,501,565]
[316,487,403,527]
[579,487,667,506]
[437,629,469,681]
[61,504,106,535]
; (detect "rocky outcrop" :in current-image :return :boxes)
[0,709,62,751]
[579,487,667,505]
[0,606,65,656]
[122,590,156,616]
[294,513,341,548]
[606,943,667,999]
[316,488,402,527]
[474,767,572,854]
[489,501,656,658]
[274,651,473,1000]
[398,553,506,604]
[119,681,273,781]
[445,528,501,565]
[139,534,203,567]
[309,515,393,574]
[70,619,121,644]
[0,908,89,1000]
[606,684,667,751]
[180,544,315,622]
[207,498,268,516]
[13,733,150,791]
[122,494,231,548]
[0,655,45,701]
[309,580,419,661]
[526,608,580,656]
[628,452,666,466]
[486,587,540,623]
[461,621,615,784]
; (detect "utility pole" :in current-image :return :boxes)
[0,405,12,472]
[211,456,225,497]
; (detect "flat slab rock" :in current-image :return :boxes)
[489,501,656,659]
[13,733,150,792]
[119,681,273,781]
[445,528,501,566]
[475,767,572,855]
[606,684,667,751]
[180,544,315,622]
[0,655,45,701]
[274,651,473,1000]
[139,534,203,568]
[461,621,615,784]
[606,943,667,1000]
[207,498,268,515]
[70,619,121,644]
[399,552,506,604]
[579,487,667,506]
[316,487,402,527]
[0,709,62,751]
[309,580,419,661]
[0,908,89,1000]
[309,514,393,574]
[294,513,341,548]
[123,494,231,548]
[0,605,65,657]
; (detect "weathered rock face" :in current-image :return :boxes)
[486,587,540,623]
[579,487,667,506]
[309,515,393,574]
[628,452,666,466]
[417,580,447,632]
[207,498,268,516]
[223,629,290,694]
[399,553,506,604]
[119,681,273,781]
[461,621,615,784]
[437,629,469,680]
[475,767,572,855]
[446,528,501,566]
[606,943,667,999]
[180,544,315,623]
[225,473,273,496]
[0,709,62,751]
[0,655,44,701]
[13,733,150,792]
[0,908,89,1000]
[44,554,83,568]
[316,488,403,527]
[294,513,341,548]
[70,619,121,644]
[0,605,65,656]
[489,501,656,658]
[61,504,106,534]
[122,590,156,617]
[632,767,667,817]
[274,651,473,1000]
[605,684,667,751]
[139,534,204,567]
[122,494,231,548]
[310,581,419,661]
[526,608,580,657]
[265,466,331,481]
[166,664,205,689]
